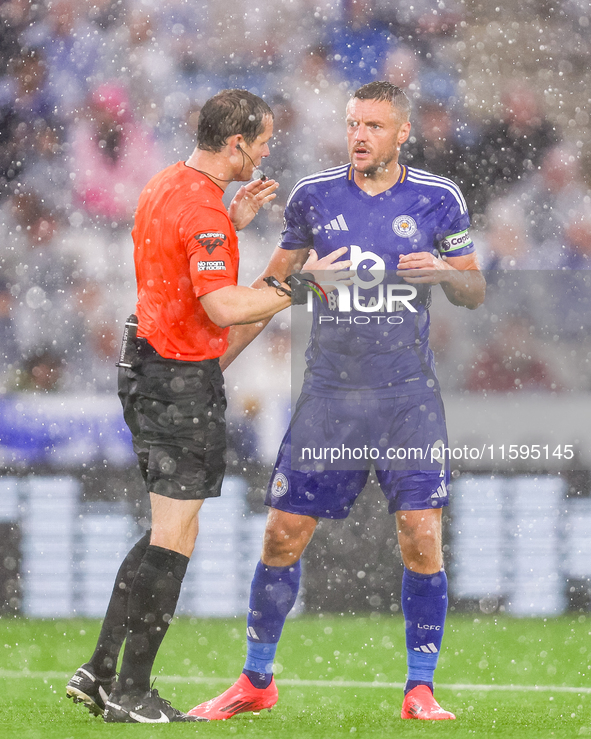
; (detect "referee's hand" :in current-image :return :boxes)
[229,178,279,231]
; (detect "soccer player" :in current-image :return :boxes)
[66,88,349,724]
[188,81,485,721]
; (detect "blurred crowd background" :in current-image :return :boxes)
[1,0,591,468]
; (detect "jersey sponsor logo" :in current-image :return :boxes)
[440,229,472,252]
[323,214,349,231]
[310,247,419,314]
[197,260,226,271]
[194,231,228,254]
[350,245,385,289]
[271,472,289,497]
[392,215,418,238]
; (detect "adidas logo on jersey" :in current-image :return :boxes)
[324,214,349,231]
[431,482,447,499]
[414,643,439,654]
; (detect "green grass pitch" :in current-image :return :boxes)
[1,614,590,738]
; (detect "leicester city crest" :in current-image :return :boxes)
[392,215,417,238]
[271,472,289,497]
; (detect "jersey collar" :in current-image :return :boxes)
[348,164,406,198]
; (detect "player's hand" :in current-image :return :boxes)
[396,252,451,284]
[302,247,353,291]
[302,247,352,273]
[229,178,279,231]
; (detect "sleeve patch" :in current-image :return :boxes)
[440,229,473,253]
[194,232,228,254]
[197,260,226,271]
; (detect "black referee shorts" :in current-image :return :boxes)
[118,338,226,500]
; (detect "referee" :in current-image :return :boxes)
[66,88,350,723]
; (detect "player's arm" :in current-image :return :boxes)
[397,251,485,309]
[438,253,485,309]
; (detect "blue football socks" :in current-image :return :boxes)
[402,567,448,695]
[243,560,301,689]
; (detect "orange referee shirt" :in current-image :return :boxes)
[132,162,239,361]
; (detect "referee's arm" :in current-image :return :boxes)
[199,283,292,328]
[205,246,309,370]
[216,245,351,370]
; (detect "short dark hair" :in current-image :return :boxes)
[197,89,273,153]
[352,81,411,120]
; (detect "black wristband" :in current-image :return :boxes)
[263,275,292,298]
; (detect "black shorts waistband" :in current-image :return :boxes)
[135,337,221,371]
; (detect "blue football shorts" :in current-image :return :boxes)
[265,391,450,519]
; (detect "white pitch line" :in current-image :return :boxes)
[1,670,590,695]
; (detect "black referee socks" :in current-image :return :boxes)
[119,545,190,693]
[88,530,152,680]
